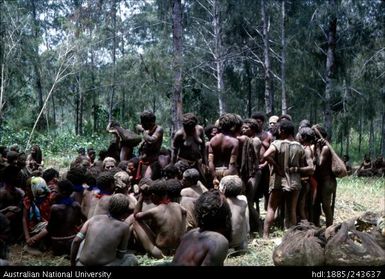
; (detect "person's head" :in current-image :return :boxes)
[29,176,50,200]
[194,190,232,241]
[148,179,168,204]
[127,157,139,176]
[16,152,27,169]
[174,160,191,179]
[162,164,180,180]
[103,157,117,171]
[108,193,131,220]
[312,124,328,141]
[78,147,86,156]
[66,166,87,186]
[268,115,279,129]
[56,180,74,199]
[98,149,108,161]
[87,147,96,162]
[6,151,19,167]
[218,113,243,135]
[138,177,153,196]
[343,154,350,162]
[278,120,295,139]
[182,168,200,188]
[252,112,266,131]
[117,160,129,171]
[96,171,115,193]
[219,175,243,197]
[241,118,259,137]
[204,124,218,141]
[42,168,59,185]
[1,165,20,186]
[364,154,370,161]
[166,178,182,202]
[298,127,315,145]
[114,171,130,193]
[140,111,156,130]
[10,144,20,153]
[182,113,198,134]
[299,119,311,129]
[279,114,292,122]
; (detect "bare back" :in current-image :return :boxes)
[79,215,130,266]
[172,229,229,266]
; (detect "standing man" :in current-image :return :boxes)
[136,111,164,180]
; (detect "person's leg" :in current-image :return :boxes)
[263,189,282,238]
[132,221,163,259]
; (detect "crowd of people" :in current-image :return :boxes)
[0,110,383,266]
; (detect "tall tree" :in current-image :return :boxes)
[323,0,337,139]
[261,0,273,115]
[171,0,183,136]
[281,0,287,115]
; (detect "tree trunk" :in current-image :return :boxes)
[213,0,226,115]
[281,0,287,115]
[51,94,56,127]
[358,104,363,155]
[79,75,83,135]
[31,0,45,130]
[109,0,117,122]
[90,45,97,133]
[171,0,183,137]
[323,0,337,140]
[245,60,252,117]
[381,104,385,156]
[369,118,374,158]
[261,0,273,116]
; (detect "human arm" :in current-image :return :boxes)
[263,144,283,176]
[70,220,90,266]
[143,126,163,145]
[116,225,130,259]
[223,139,239,176]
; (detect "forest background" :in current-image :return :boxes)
[0,0,384,165]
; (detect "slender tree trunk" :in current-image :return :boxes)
[281,0,287,115]
[171,0,183,136]
[79,75,83,135]
[346,117,349,156]
[245,60,252,117]
[369,118,374,158]
[31,0,45,130]
[324,0,337,139]
[75,83,79,135]
[213,0,226,115]
[51,94,56,127]
[381,104,385,156]
[91,47,97,133]
[358,104,363,155]
[109,0,117,122]
[120,29,125,123]
[261,0,273,116]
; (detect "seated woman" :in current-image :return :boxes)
[22,177,52,254]
[356,154,373,177]
[26,145,44,175]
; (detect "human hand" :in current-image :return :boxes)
[26,236,36,246]
[213,178,220,189]
[136,124,144,133]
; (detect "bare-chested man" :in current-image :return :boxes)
[209,113,242,188]
[180,168,208,231]
[263,120,307,238]
[312,125,336,227]
[87,171,115,218]
[219,176,249,252]
[71,193,137,266]
[238,118,262,233]
[296,127,316,222]
[172,190,232,266]
[133,179,186,259]
[136,111,164,180]
[172,113,206,183]
[252,112,274,210]
[45,180,82,256]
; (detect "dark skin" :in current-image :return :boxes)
[208,133,240,187]
[172,124,206,165]
[172,229,229,266]
[46,191,82,238]
[133,192,187,258]
[70,214,131,266]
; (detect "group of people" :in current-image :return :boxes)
[0,110,348,266]
[354,154,385,177]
